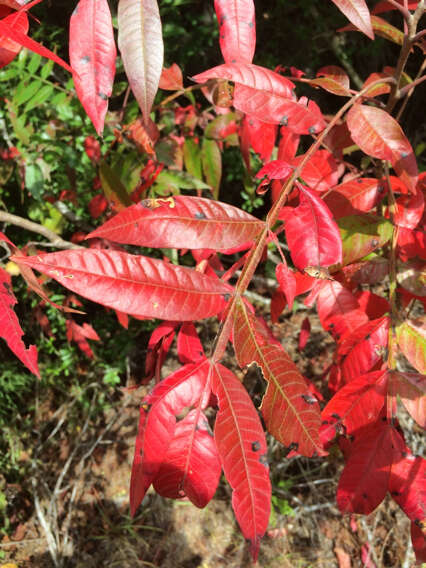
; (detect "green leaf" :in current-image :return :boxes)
[99,161,132,209]
[28,52,42,74]
[202,138,222,199]
[40,59,54,80]
[24,84,54,113]
[154,170,209,193]
[183,138,202,180]
[338,215,393,266]
[25,163,44,199]
[13,80,42,107]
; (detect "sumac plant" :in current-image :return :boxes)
[0,0,425,562]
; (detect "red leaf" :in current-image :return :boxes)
[144,321,177,382]
[411,521,426,564]
[372,1,419,14]
[317,280,369,340]
[11,250,232,322]
[88,193,108,219]
[117,0,163,123]
[177,322,205,364]
[193,62,295,101]
[346,105,418,193]
[275,263,297,310]
[214,0,256,64]
[233,301,325,456]
[321,370,387,445]
[0,10,28,68]
[87,196,264,251]
[324,178,387,219]
[0,16,72,72]
[130,360,210,515]
[242,115,277,162]
[330,0,374,39]
[234,84,326,133]
[337,422,404,515]
[153,409,221,507]
[389,443,426,525]
[285,184,343,271]
[340,316,390,381]
[84,136,102,163]
[355,290,390,320]
[69,0,116,135]
[159,63,183,90]
[394,189,424,229]
[256,160,293,182]
[309,65,351,96]
[0,267,39,377]
[298,316,311,350]
[390,371,425,428]
[211,362,271,561]
[294,149,343,193]
[271,127,300,201]
[66,319,100,358]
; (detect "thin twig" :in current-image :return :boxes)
[0,210,84,250]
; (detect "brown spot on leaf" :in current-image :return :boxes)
[98,92,108,101]
[195,211,207,219]
[80,55,90,64]
[251,441,261,452]
[280,116,288,126]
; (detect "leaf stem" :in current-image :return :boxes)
[210,76,396,362]
[386,0,425,113]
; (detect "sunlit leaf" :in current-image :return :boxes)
[69,0,116,135]
[233,301,325,456]
[130,360,210,515]
[87,195,264,250]
[211,362,271,561]
[118,0,163,122]
[397,319,426,374]
[11,250,232,321]
[214,0,256,64]
[346,104,418,193]
[331,0,374,39]
[0,266,39,377]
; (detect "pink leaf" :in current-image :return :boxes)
[0,267,39,377]
[214,0,256,64]
[159,63,183,90]
[69,0,116,135]
[324,178,387,219]
[87,196,264,251]
[118,0,163,123]
[242,115,277,163]
[330,0,374,39]
[346,105,418,193]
